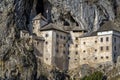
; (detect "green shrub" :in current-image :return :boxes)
[81,71,103,80]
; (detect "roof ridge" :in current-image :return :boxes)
[40,23,68,33]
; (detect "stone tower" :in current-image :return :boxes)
[32,13,48,36]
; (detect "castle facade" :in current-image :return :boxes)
[20,14,120,70]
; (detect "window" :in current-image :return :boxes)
[99,65,102,68]
[75,51,78,55]
[45,41,48,45]
[106,46,109,50]
[75,44,78,48]
[64,36,66,40]
[114,46,116,51]
[95,49,97,52]
[68,57,70,59]
[106,37,109,41]
[37,42,39,45]
[101,56,103,59]
[114,37,116,43]
[83,42,86,44]
[60,35,62,39]
[64,44,66,47]
[45,34,48,37]
[63,51,65,54]
[56,49,58,53]
[46,58,48,60]
[75,59,77,60]
[100,38,103,42]
[106,56,109,59]
[68,36,71,40]
[68,44,70,47]
[75,37,78,40]
[83,58,86,60]
[56,34,59,38]
[83,50,86,53]
[95,57,97,60]
[68,51,70,55]
[95,41,97,43]
[100,47,103,51]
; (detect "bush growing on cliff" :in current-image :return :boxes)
[81,71,103,80]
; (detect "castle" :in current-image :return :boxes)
[20,13,120,70]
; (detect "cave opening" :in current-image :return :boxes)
[36,0,44,15]
[36,0,52,22]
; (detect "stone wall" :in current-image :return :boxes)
[41,31,53,65]
[53,30,68,70]
[68,31,84,69]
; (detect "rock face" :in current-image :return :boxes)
[0,0,120,80]
[49,0,117,31]
[0,0,36,80]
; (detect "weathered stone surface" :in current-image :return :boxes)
[49,0,117,31]
[0,0,120,80]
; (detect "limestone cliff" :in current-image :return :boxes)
[0,0,120,80]
[48,0,120,31]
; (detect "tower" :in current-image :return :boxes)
[32,13,48,36]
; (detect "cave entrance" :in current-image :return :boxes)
[36,0,52,22]
[36,0,44,15]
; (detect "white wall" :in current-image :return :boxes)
[68,31,84,69]
[41,31,53,65]
[80,34,113,66]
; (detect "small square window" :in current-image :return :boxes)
[114,37,116,42]
[95,57,97,60]
[83,58,86,60]
[46,58,48,60]
[75,37,78,40]
[114,46,116,51]
[100,47,103,51]
[68,51,70,55]
[75,59,77,60]
[68,37,71,40]
[63,51,65,54]
[83,42,86,44]
[75,44,78,48]
[114,54,116,57]
[68,57,70,59]
[100,38,103,42]
[95,49,97,52]
[101,56,103,59]
[95,41,97,43]
[75,51,78,55]
[106,37,109,41]
[45,34,48,37]
[56,34,59,38]
[37,42,39,45]
[64,36,66,40]
[83,50,86,53]
[68,44,70,47]
[45,41,48,45]
[56,49,58,53]
[106,46,109,50]
[106,56,109,59]
[60,35,62,39]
